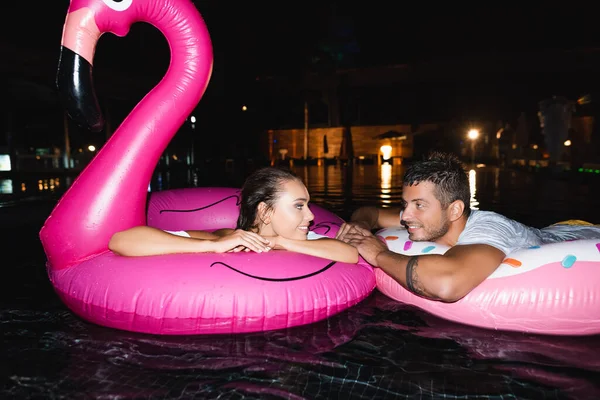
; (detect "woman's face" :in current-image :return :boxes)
[261,179,314,240]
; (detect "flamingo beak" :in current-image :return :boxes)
[56,8,104,132]
[56,47,104,132]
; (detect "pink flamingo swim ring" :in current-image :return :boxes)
[39,0,375,335]
[375,227,600,335]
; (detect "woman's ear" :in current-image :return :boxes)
[449,200,465,221]
[257,202,271,225]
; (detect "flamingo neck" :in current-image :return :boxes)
[40,9,213,271]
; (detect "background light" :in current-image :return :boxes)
[380,145,392,160]
[0,154,11,171]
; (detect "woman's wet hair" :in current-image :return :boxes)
[403,151,471,216]
[236,167,302,231]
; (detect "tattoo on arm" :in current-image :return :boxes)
[405,256,425,296]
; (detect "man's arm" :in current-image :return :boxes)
[347,233,506,302]
[350,206,402,230]
[377,244,506,301]
[336,206,403,241]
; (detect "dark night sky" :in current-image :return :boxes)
[5,2,600,77]
[3,1,600,132]
[230,3,600,75]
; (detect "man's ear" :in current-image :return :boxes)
[449,200,465,221]
[257,202,271,225]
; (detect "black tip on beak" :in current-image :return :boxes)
[56,46,105,132]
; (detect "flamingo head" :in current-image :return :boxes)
[56,0,185,132]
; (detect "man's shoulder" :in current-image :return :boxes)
[458,210,526,255]
[463,209,522,234]
[468,209,513,223]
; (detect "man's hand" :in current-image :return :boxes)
[336,221,371,242]
[344,232,388,266]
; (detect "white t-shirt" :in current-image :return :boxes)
[455,210,600,255]
[164,230,327,240]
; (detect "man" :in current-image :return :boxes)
[336,151,600,303]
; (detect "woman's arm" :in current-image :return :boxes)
[186,228,234,239]
[108,226,271,257]
[269,236,359,263]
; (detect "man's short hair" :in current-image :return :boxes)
[403,151,471,216]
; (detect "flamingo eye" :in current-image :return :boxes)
[102,0,133,11]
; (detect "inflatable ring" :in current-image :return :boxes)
[375,227,600,335]
[48,187,374,335]
[40,0,375,335]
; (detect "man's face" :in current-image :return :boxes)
[400,181,450,242]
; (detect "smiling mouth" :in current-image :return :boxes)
[402,221,421,231]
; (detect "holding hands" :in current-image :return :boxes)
[335,221,371,242]
[335,222,389,267]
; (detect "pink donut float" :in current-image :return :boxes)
[375,227,600,335]
[40,0,375,335]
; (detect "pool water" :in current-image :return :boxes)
[2,164,600,399]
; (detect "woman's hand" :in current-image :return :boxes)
[212,229,272,253]
[259,235,285,250]
[258,234,359,263]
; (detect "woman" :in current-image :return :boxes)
[108,167,359,263]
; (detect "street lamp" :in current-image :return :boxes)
[467,129,479,165]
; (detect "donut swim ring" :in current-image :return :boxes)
[375,227,600,335]
[40,0,375,335]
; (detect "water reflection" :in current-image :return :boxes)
[4,282,600,399]
[37,178,60,192]
[293,164,406,219]
[380,163,392,205]
[3,164,600,398]
[468,169,479,210]
[2,164,600,227]
[0,177,63,195]
[0,179,12,194]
